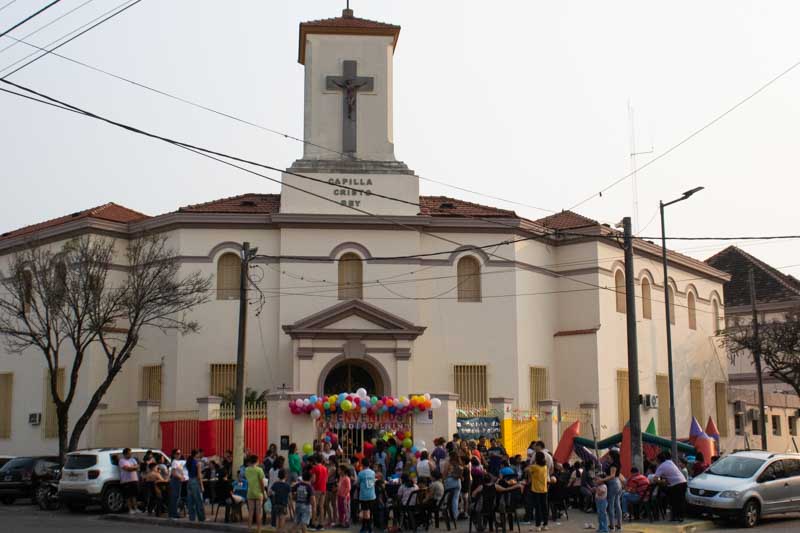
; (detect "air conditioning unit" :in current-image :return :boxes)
[640,394,659,409]
[733,400,747,413]
[28,413,42,426]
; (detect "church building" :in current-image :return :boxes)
[0,8,731,455]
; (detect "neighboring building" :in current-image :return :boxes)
[0,8,731,455]
[706,246,800,452]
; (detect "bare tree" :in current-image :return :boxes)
[723,309,800,397]
[0,235,211,460]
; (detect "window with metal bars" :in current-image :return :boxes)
[657,374,671,437]
[453,364,487,408]
[690,378,704,422]
[210,363,237,397]
[43,368,64,439]
[714,382,729,437]
[217,253,241,300]
[140,365,162,402]
[617,369,630,430]
[529,367,549,409]
[0,373,12,439]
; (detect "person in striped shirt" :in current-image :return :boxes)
[621,467,650,519]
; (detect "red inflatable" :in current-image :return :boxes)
[554,420,581,464]
[620,423,632,478]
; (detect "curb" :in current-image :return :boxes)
[102,514,249,531]
[624,519,716,533]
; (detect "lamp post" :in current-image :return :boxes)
[660,186,703,459]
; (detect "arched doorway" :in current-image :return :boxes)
[322,358,385,396]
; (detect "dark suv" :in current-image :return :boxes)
[0,456,61,505]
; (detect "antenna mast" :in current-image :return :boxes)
[628,100,653,234]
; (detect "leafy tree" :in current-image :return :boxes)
[723,309,800,397]
[220,387,268,406]
[0,235,211,461]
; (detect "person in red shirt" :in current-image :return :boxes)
[622,467,650,519]
[310,454,329,530]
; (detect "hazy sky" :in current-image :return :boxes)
[1,0,798,272]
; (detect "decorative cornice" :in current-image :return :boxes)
[553,327,600,338]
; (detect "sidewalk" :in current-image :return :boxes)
[102,507,715,533]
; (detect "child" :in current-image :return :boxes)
[593,476,609,533]
[269,469,291,531]
[292,470,314,533]
[337,464,352,527]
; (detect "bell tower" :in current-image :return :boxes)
[281,8,418,215]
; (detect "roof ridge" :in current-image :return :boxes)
[728,246,800,297]
[178,192,279,212]
[91,202,150,219]
[420,195,518,216]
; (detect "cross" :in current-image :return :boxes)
[326,60,374,155]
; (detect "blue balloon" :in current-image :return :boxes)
[411,446,418,453]
[338,393,347,402]
[310,395,318,404]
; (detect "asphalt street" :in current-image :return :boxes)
[1,501,800,533]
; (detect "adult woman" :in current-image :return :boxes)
[168,448,186,520]
[443,452,462,522]
[416,450,432,485]
[526,451,550,531]
[459,447,472,518]
[599,449,623,531]
[288,443,302,482]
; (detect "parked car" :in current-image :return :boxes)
[0,457,15,470]
[687,450,800,527]
[58,448,168,513]
[0,456,61,505]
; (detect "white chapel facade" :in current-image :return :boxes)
[0,9,732,455]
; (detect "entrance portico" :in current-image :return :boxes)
[283,299,426,397]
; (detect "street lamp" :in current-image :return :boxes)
[660,186,704,459]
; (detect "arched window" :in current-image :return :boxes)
[457,256,481,302]
[216,252,241,300]
[667,285,676,325]
[615,270,626,313]
[338,252,363,300]
[712,300,721,334]
[20,269,33,314]
[641,277,652,319]
[688,292,697,330]
[52,261,67,306]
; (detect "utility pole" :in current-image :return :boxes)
[623,217,643,471]
[749,268,768,450]
[233,242,257,471]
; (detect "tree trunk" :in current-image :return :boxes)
[57,406,69,465]
[68,370,119,453]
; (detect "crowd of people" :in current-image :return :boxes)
[113,435,710,533]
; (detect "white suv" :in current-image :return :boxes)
[58,448,168,513]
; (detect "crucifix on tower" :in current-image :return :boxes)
[326,60,374,155]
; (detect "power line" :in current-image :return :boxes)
[0,0,62,40]
[567,54,800,211]
[0,1,18,15]
[0,0,96,57]
[1,32,555,214]
[1,0,140,78]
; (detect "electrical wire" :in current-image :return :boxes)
[567,54,800,211]
[0,1,18,15]
[1,32,555,214]
[0,0,95,56]
[2,80,792,316]
[0,0,62,40]
[1,0,140,78]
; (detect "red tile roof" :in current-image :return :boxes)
[705,246,800,307]
[419,196,518,218]
[177,193,281,214]
[0,203,149,241]
[535,210,599,230]
[298,9,401,64]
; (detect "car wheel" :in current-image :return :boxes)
[101,486,124,514]
[741,499,760,528]
[0,496,15,505]
[67,503,86,513]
